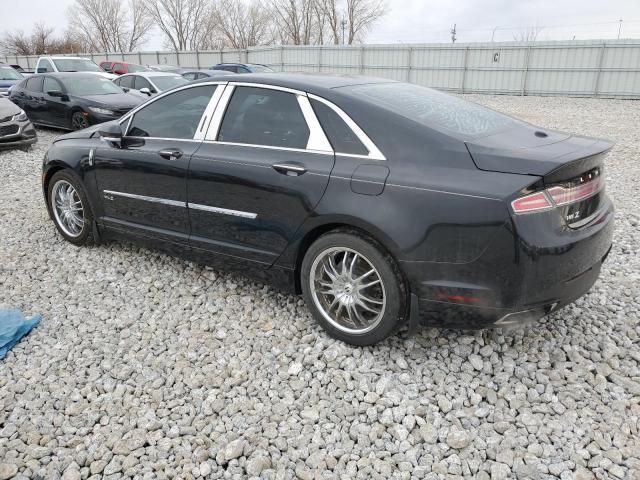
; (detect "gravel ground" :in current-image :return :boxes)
[0,96,639,480]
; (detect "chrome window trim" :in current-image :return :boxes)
[296,95,332,152]
[188,203,257,219]
[204,82,333,154]
[205,84,235,141]
[307,93,386,161]
[203,140,333,156]
[103,189,186,207]
[194,83,227,141]
[118,81,229,127]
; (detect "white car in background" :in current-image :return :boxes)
[35,57,117,80]
[112,71,188,97]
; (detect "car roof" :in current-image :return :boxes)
[36,72,107,80]
[190,72,393,94]
[215,63,267,67]
[41,56,92,60]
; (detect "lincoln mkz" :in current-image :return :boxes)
[41,74,614,345]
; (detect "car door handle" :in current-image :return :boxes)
[159,149,183,160]
[272,163,307,176]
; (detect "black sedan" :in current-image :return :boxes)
[40,74,614,345]
[0,97,37,150]
[10,73,143,131]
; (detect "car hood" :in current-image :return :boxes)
[80,93,144,109]
[53,121,115,142]
[465,124,613,177]
[0,97,21,118]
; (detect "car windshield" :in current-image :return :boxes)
[0,66,23,80]
[64,77,124,96]
[53,58,103,73]
[343,82,522,137]
[152,75,188,90]
[249,65,274,72]
[128,64,149,73]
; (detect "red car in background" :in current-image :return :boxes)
[99,61,149,75]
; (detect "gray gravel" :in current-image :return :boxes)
[1,96,639,480]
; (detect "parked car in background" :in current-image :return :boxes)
[10,73,143,130]
[100,61,150,75]
[0,63,25,96]
[36,57,117,80]
[113,72,188,97]
[182,69,235,81]
[0,97,36,150]
[147,65,184,74]
[211,63,274,73]
[40,73,614,345]
[9,65,32,75]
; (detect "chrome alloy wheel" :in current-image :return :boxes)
[310,247,387,334]
[51,180,84,237]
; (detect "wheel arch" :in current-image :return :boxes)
[288,217,405,295]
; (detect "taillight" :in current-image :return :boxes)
[546,174,604,206]
[511,191,553,213]
[511,170,604,214]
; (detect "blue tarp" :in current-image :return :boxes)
[0,309,42,360]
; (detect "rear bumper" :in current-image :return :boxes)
[402,196,614,329]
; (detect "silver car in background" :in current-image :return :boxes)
[112,72,188,97]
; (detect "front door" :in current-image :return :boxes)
[94,84,219,243]
[187,84,335,265]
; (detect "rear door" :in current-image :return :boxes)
[22,76,45,122]
[94,84,220,242]
[187,83,335,265]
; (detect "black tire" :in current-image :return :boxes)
[71,111,90,130]
[47,170,95,246]
[301,230,407,346]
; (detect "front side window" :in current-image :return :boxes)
[63,77,123,96]
[134,76,152,91]
[43,77,62,94]
[26,76,43,92]
[218,86,310,149]
[311,99,368,156]
[118,76,135,89]
[183,72,196,81]
[127,85,216,139]
[38,59,53,72]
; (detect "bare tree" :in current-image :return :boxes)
[31,22,57,55]
[513,25,543,43]
[270,0,319,45]
[67,0,152,52]
[0,30,34,55]
[144,0,215,51]
[214,0,275,49]
[320,0,340,44]
[345,0,385,44]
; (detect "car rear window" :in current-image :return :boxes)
[343,82,521,137]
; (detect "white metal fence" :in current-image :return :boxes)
[5,39,640,99]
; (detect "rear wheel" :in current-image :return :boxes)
[301,231,406,346]
[48,170,94,245]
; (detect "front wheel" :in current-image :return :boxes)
[301,231,407,346]
[47,170,95,245]
[71,111,90,130]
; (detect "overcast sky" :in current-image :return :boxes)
[2,0,640,48]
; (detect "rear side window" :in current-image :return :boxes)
[218,86,310,149]
[344,82,521,137]
[127,85,216,139]
[311,99,368,156]
[26,76,43,92]
[100,62,112,70]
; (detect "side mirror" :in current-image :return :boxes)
[98,122,123,148]
[47,90,64,97]
[37,67,47,73]
[139,87,151,96]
